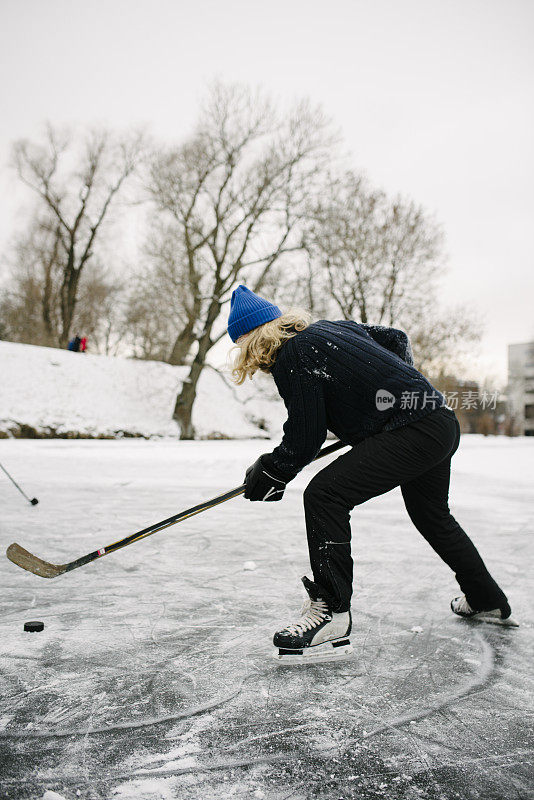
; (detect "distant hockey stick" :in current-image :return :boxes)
[0,462,38,506]
[6,440,347,579]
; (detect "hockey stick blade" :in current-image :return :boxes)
[6,543,68,578]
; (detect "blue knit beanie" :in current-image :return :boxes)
[227,285,282,343]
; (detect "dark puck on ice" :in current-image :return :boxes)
[30,498,39,505]
[23,621,44,632]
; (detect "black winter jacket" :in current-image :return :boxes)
[262,320,445,481]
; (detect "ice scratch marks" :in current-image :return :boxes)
[0,680,245,739]
[362,632,494,739]
[81,691,106,784]
[123,753,289,780]
[224,721,318,751]
[7,754,290,788]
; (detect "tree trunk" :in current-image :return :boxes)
[59,260,80,348]
[173,299,221,439]
[167,318,196,365]
[173,359,203,439]
[42,268,55,346]
[41,226,61,346]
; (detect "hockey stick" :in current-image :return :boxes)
[6,440,347,579]
[0,461,39,505]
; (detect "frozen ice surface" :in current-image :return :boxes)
[0,436,533,799]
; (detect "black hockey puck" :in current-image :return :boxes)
[23,621,44,632]
[30,498,39,505]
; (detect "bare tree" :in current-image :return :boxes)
[72,263,124,354]
[144,218,201,364]
[123,272,177,362]
[0,218,124,352]
[11,124,144,347]
[0,211,62,345]
[305,171,478,372]
[119,218,201,363]
[408,304,480,377]
[147,82,334,438]
[307,172,443,323]
[0,274,45,346]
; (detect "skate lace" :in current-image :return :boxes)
[284,598,330,636]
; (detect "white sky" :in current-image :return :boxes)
[1,0,533,384]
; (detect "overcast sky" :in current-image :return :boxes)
[1,0,532,383]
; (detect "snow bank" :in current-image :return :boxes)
[0,340,279,440]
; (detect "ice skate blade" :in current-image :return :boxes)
[470,612,520,627]
[272,640,354,666]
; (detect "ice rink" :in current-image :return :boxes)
[0,437,533,800]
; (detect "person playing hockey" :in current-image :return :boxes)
[227,285,517,665]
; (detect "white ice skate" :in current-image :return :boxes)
[451,595,519,627]
[272,576,353,665]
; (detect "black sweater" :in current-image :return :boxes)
[262,320,445,481]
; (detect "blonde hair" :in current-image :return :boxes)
[230,308,311,385]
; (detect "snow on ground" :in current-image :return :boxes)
[0,436,533,799]
[0,341,284,440]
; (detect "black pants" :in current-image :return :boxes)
[304,406,508,613]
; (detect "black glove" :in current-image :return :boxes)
[244,455,287,502]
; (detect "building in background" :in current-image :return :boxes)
[507,341,534,436]
[434,375,506,435]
